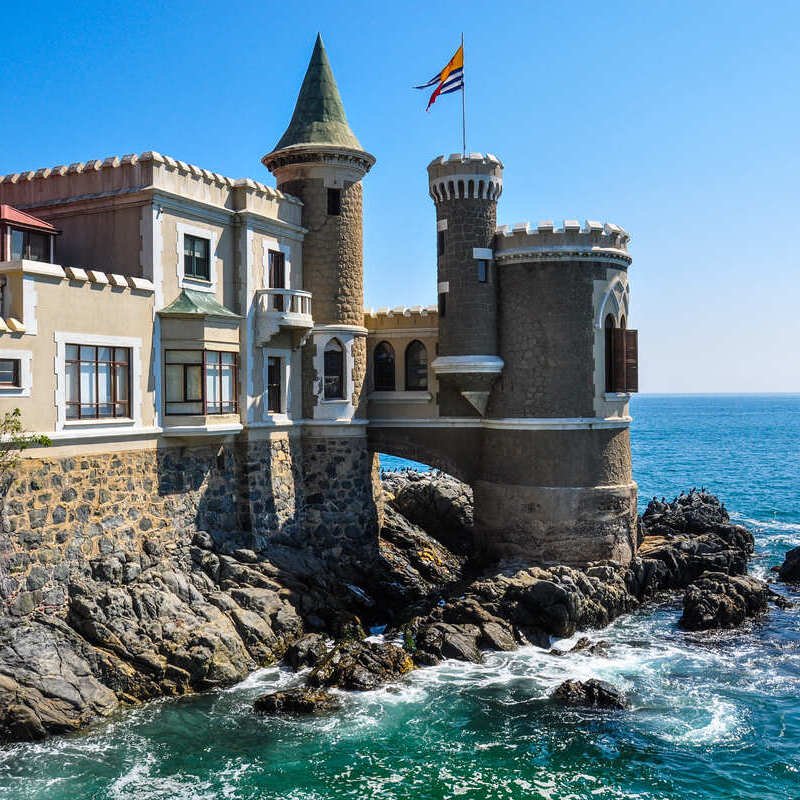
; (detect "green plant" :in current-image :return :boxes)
[0,408,51,477]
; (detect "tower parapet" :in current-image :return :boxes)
[427,153,504,417]
[494,220,631,265]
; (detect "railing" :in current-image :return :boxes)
[255,288,312,318]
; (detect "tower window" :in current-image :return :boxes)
[477,260,489,283]
[327,188,342,216]
[373,341,395,391]
[405,340,428,391]
[437,230,445,256]
[604,314,639,393]
[438,292,447,317]
[323,338,344,399]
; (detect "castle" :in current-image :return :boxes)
[0,36,637,612]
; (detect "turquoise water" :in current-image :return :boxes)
[1,395,799,799]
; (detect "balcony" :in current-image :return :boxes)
[254,288,313,346]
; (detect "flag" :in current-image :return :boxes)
[415,44,464,111]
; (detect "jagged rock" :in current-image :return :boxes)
[307,639,414,691]
[371,505,465,613]
[285,633,330,670]
[551,679,627,709]
[778,547,800,583]
[549,636,610,657]
[254,687,342,716]
[383,471,474,554]
[680,572,770,630]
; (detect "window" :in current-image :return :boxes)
[267,356,282,412]
[477,259,489,283]
[604,316,639,393]
[184,234,210,281]
[323,338,344,400]
[405,340,428,391]
[0,358,20,388]
[10,228,50,262]
[438,292,447,317]
[373,341,395,391]
[165,350,238,415]
[327,188,341,216]
[65,345,130,420]
[205,351,238,414]
[165,350,204,415]
[437,230,445,257]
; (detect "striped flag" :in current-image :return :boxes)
[415,44,464,111]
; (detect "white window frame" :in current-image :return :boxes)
[176,222,217,294]
[262,347,292,424]
[0,349,32,397]
[312,330,357,420]
[54,332,143,432]
[261,238,292,290]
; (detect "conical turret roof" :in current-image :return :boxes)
[273,34,363,152]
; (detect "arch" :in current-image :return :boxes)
[619,314,626,330]
[595,275,629,329]
[478,179,485,199]
[404,340,428,390]
[468,179,475,198]
[373,341,395,391]
[323,337,344,400]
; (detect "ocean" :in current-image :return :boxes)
[1,394,798,799]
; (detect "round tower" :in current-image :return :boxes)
[263,33,375,422]
[427,153,503,417]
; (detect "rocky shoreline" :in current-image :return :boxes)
[0,472,791,741]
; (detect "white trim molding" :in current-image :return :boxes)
[53,331,144,433]
[0,348,32,397]
[431,355,504,374]
[161,422,243,438]
[176,221,218,294]
[368,390,433,403]
[368,415,632,431]
[312,329,357,420]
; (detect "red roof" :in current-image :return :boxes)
[0,204,57,233]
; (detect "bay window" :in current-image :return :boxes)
[165,349,238,415]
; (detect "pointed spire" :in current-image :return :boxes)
[273,34,363,152]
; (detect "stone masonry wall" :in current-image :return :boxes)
[435,197,498,359]
[489,260,600,419]
[0,435,379,617]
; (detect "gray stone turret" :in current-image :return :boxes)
[427,153,504,416]
[263,34,375,421]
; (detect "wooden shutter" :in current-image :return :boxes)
[612,328,627,392]
[624,329,639,392]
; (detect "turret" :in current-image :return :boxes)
[263,34,374,421]
[427,153,503,416]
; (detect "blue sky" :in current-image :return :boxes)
[3,0,799,392]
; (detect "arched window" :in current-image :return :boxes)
[619,314,626,330]
[604,314,616,392]
[373,341,395,391]
[405,340,428,391]
[323,338,344,400]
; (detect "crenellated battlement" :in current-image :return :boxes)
[0,152,303,208]
[494,219,631,266]
[427,153,503,202]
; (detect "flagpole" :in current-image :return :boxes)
[461,32,466,158]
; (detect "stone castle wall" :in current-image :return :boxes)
[0,434,378,617]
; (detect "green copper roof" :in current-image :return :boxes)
[159,289,240,318]
[273,33,363,152]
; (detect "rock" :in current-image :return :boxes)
[307,639,414,691]
[551,679,628,709]
[383,471,474,554]
[679,572,770,630]
[254,688,342,716]
[549,636,610,657]
[778,547,800,583]
[371,505,464,613]
[285,633,330,670]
